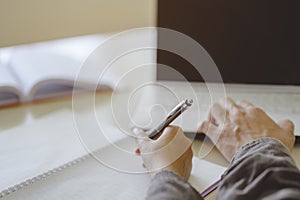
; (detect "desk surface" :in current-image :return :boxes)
[1,87,299,169]
[1,82,300,200]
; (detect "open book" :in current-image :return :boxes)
[0,34,120,107]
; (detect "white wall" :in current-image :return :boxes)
[0,0,157,47]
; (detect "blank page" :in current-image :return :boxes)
[7,35,111,102]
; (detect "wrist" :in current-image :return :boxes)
[221,137,295,179]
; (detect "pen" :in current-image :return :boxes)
[200,179,221,197]
[147,98,193,139]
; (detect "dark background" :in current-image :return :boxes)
[157,0,300,85]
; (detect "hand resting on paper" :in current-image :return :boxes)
[133,126,193,181]
[135,98,300,200]
[198,98,296,162]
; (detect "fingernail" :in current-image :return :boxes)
[133,127,142,134]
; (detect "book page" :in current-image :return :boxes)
[7,34,114,102]
[0,63,22,105]
[189,158,226,199]
[9,48,81,102]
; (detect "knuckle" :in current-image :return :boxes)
[226,97,234,102]
[285,119,294,126]
[188,146,193,154]
[247,106,264,115]
[239,99,251,104]
[173,126,183,134]
[198,121,209,133]
[229,108,244,120]
[231,107,242,115]
[168,125,180,131]
[285,120,295,132]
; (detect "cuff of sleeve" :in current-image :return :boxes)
[233,137,289,162]
[221,137,294,179]
[152,170,184,183]
[146,170,202,200]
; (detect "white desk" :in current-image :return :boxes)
[1,84,300,199]
[1,88,300,167]
[0,90,223,199]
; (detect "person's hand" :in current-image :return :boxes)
[133,126,193,180]
[198,98,295,162]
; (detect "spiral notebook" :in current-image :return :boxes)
[0,153,225,200]
[0,110,226,199]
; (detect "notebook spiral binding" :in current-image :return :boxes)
[0,153,91,198]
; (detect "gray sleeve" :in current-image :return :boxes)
[145,170,203,200]
[146,138,300,200]
[218,137,300,200]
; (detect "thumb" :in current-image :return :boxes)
[197,121,207,134]
[197,121,219,142]
[278,119,294,134]
[198,121,218,134]
[133,127,151,146]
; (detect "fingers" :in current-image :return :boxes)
[198,120,220,143]
[208,98,239,126]
[210,103,227,126]
[277,119,295,150]
[182,148,193,180]
[278,119,294,134]
[220,97,239,111]
[133,128,151,147]
[157,126,180,142]
[133,126,190,155]
[135,148,141,155]
[155,126,192,149]
[237,100,254,109]
[134,148,145,167]
[133,125,193,178]
[198,120,209,133]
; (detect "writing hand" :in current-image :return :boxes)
[134,126,193,180]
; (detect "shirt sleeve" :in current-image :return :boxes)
[218,137,300,200]
[145,170,203,200]
[146,138,300,200]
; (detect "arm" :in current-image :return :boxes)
[133,126,202,200]
[218,138,300,199]
[135,98,299,199]
[198,98,299,199]
[146,171,203,200]
[145,137,300,200]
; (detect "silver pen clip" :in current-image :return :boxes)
[147,99,193,139]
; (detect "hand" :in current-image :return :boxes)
[133,126,193,180]
[198,98,295,162]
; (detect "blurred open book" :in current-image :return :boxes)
[0,34,121,107]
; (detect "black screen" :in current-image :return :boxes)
[157,0,300,85]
